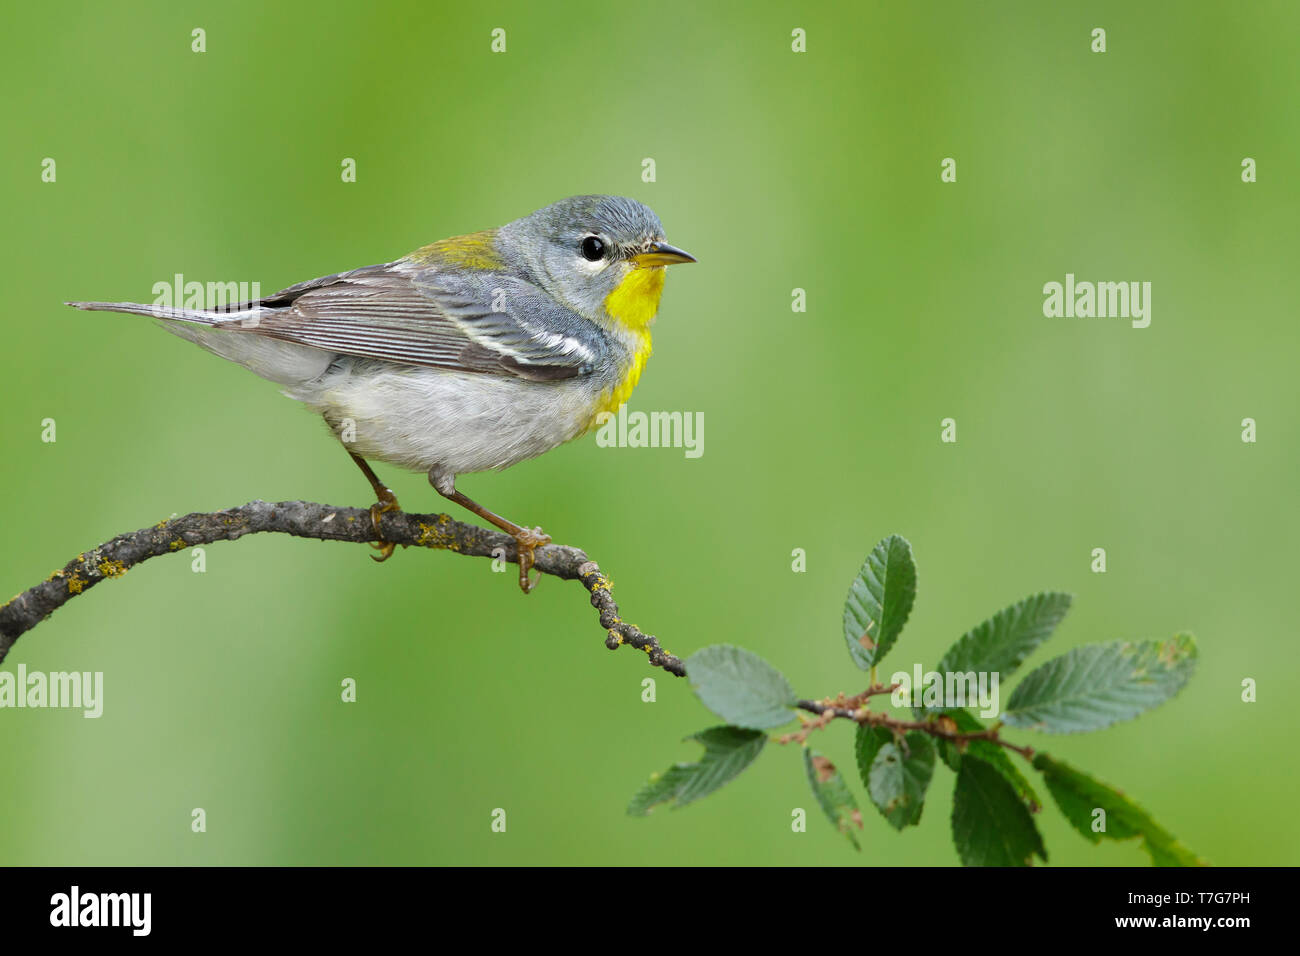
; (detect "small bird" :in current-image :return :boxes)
[67,195,695,592]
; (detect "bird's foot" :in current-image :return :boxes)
[369,496,404,563]
[514,526,551,593]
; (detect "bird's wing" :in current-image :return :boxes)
[216,261,604,381]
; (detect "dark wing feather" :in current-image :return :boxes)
[219,262,604,380]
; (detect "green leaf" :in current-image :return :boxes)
[1032,753,1205,866]
[627,766,693,817]
[686,645,797,730]
[934,709,1041,810]
[1002,633,1197,733]
[966,746,1040,813]
[867,733,935,830]
[933,592,1072,691]
[937,736,962,772]
[951,758,1048,866]
[854,724,892,788]
[803,749,864,850]
[843,534,917,669]
[628,726,766,815]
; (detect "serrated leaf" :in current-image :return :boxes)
[1002,633,1197,733]
[965,746,1040,812]
[686,645,797,730]
[951,758,1048,866]
[932,592,1072,695]
[867,733,935,830]
[843,534,917,669]
[1032,753,1205,866]
[628,726,766,815]
[935,709,1041,810]
[803,749,864,850]
[627,766,694,817]
[854,724,892,789]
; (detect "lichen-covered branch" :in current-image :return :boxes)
[0,499,684,675]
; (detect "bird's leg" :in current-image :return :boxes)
[429,472,550,594]
[347,450,403,562]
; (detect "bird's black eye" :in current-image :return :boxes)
[580,236,606,261]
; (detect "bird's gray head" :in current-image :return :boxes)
[499,195,695,325]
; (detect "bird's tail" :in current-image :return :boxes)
[64,300,264,326]
[63,300,334,385]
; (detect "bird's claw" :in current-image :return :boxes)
[514,526,551,594]
[368,498,402,563]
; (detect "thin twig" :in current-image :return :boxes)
[791,693,1035,760]
[0,499,683,675]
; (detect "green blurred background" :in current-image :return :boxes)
[2,0,1295,866]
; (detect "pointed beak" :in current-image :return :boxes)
[631,241,697,268]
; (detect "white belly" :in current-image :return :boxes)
[287,360,601,478]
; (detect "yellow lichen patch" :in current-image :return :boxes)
[66,575,85,594]
[416,523,459,550]
[410,230,504,271]
[97,559,128,578]
[169,539,185,550]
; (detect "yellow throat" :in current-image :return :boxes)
[588,266,666,427]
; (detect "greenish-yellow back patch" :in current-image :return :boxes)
[410,230,504,270]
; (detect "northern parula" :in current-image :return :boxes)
[67,195,695,591]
